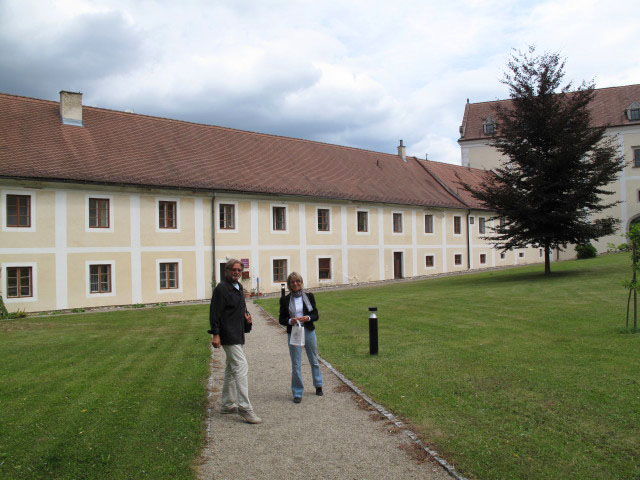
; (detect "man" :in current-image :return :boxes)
[208,259,262,424]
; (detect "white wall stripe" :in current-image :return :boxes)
[378,207,385,280]
[194,197,205,299]
[441,214,448,273]
[412,210,417,276]
[251,200,259,291]
[55,191,68,309]
[299,203,307,282]
[341,205,348,284]
[130,195,142,304]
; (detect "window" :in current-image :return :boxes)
[479,217,486,234]
[539,248,544,257]
[159,201,177,229]
[273,259,287,282]
[317,208,330,232]
[393,213,403,233]
[519,252,525,258]
[89,264,111,293]
[480,253,487,265]
[469,216,475,225]
[500,252,506,260]
[627,102,640,121]
[483,116,496,135]
[6,195,31,228]
[318,258,331,280]
[424,214,433,234]
[272,206,286,231]
[219,203,235,230]
[89,198,110,228]
[425,255,434,268]
[357,211,368,232]
[634,148,640,168]
[6,266,32,298]
[453,216,462,234]
[159,262,178,289]
[454,254,462,266]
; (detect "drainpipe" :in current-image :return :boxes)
[211,192,217,287]
[466,209,472,270]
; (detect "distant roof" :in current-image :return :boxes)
[459,83,640,142]
[0,92,489,210]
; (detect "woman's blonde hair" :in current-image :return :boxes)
[286,271,304,291]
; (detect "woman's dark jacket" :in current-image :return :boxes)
[208,280,251,345]
[279,292,319,334]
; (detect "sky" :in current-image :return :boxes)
[1,0,639,165]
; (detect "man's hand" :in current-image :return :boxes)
[211,334,221,348]
[245,311,252,324]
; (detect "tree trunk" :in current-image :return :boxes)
[544,244,551,275]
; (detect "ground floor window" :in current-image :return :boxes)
[6,266,32,298]
[425,255,434,267]
[318,258,331,279]
[90,264,112,293]
[519,252,524,258]
[479,253,487,265]
[159,262,179,289]
[454,254,462,266]
[273,259,287,283]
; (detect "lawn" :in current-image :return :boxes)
[0,305,211,480]
[258,253,640,480]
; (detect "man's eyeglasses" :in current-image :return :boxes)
[230,268,243,272]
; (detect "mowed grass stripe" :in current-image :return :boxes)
[0,305,210,480]
[258,253,639,480]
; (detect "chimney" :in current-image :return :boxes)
[397,140,406,162]
[59,91,83,126]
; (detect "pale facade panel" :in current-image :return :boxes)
[0,254,56,311]
[1,188,55,248]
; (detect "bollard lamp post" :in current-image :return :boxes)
[368,306,378,355]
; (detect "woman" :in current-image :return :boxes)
[279,272,323,403]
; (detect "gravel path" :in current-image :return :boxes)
[196,301,453,480]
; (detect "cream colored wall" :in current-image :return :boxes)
[347,249,380,283]
[0,253,57,311]
[346,206,379,245]
[214,198,252,247]
[139,196,196,247]
[462,143,505,170]
[67,191,131,248]
[139,251,197,303]
[1,189,55,248]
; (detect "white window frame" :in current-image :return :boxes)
[453,252,464,268]
[316,255,334,282]
[1,262,38,303]
[156,197,181,233]
[85,194,114,233]
[156,258,183,293]
[424,213,435,235]
[216,200,238,234]
[2,189,37,232]
[270,203,289,234]
[315,206,332,234]
[270,255,290,285]
[355,209,370,235]
[478,217,486,235]
[479,252,487,265]
[392,211,404,235]
[85,260,116,298]
[425,254,436,270]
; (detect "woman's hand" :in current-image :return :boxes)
[245,311,252,324]
[293,316,309,324]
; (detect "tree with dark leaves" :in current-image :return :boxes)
[459,47,625,274]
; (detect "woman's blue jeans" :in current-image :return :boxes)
[288,328,323,398]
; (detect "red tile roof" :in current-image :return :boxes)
[0,92,488,210]
[459,83,640,142]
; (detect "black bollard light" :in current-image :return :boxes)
[281,283,286,297]
[368,306,378,355]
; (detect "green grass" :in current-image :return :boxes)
[0,305,211,480]
[258,253,640,480]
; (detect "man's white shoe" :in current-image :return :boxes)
[220,405,238,414]
[238,409,262,424]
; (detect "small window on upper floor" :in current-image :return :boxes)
[478,217,486,234]
[317,208,330,232]
[393,213,403,233]
[453,216,462,235]
[6,194,31,228]
[424,214,434,234]
[634,148,640,168]
[626,102,640,121]
[483,116,496,135]
[272,206,287,231]
[159,201,177,229]
[357,211,368,233]
[89,198,110,228]
[219,203,235,230]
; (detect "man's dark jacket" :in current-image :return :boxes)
[208,280,251,345]
[278,292,319,335]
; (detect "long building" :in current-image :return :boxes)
[458,83,640,256]
[0,91,544,312]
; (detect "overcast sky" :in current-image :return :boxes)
[1,0,638,164]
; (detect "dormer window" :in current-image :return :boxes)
[626,102,640,121]
[483,116,497,135]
